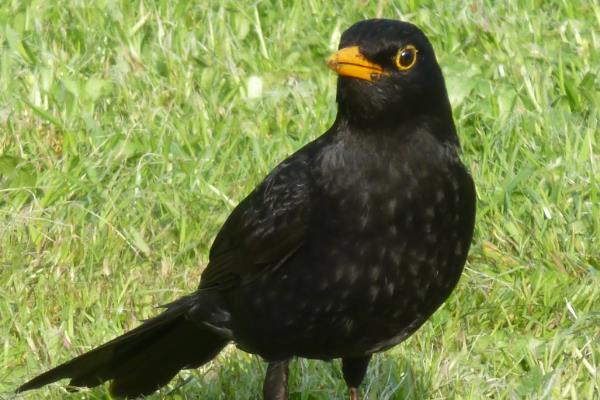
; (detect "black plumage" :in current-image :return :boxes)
[18,19,476,399]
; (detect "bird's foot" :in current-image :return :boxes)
[349,387,359,400]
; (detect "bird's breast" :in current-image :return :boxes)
[230,140,475,359]
[312,148,473,347]
[318,157,471,300]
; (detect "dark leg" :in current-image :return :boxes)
[342,355,371,400]
[263,360,290,400]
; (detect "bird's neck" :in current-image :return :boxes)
[333,109,459,147]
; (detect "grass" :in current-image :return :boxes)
[1,0,599,398]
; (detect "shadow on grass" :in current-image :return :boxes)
[164,351,430,400]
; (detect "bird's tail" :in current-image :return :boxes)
[17,295,229,398]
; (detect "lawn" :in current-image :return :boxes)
[1,0,599,399]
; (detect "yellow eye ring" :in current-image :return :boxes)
[395,45,418,71]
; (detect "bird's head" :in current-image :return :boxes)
[328,19,454,137]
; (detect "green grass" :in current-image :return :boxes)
[1,0,599,398]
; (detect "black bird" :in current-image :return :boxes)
[18,19,476,399]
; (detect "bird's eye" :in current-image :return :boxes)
[395,45,418,71]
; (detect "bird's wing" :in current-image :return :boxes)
[199,153,314,290]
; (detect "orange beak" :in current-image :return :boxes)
[326,46,387,82]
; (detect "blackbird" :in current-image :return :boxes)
[18,19,476,399]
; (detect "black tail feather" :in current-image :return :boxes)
[17,296,228,398]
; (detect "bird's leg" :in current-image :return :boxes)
[342,355,371,400]
[263,360,290,400]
